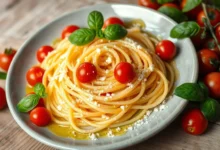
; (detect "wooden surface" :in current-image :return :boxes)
[1,0,220,150]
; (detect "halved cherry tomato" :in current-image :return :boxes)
[103,17,124,28]
[215,25,220,43]
[156,40,176,61]
[198,49,219,75]
[61,25,80,39]
[0,48,16,71]
[162,3,180,10]
[76,62,97,83]
[181,0,202,19]
[36,45,54,63]
[138,0,160,10]
[30,107,51,126]
[0,87,7,110]
[182,109,208,135]
[204,72,220,99]
[114,62,135,84]
[197,8,220,27]
[203,38,220,56]
[26,66,45,86]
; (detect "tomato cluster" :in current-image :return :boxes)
[138,0,220,136]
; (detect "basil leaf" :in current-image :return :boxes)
[174,83,205,102]
[212,0,220,8]
[170,21,200,39]
[97,30,105,38]
[104,24,127,40]
[69,28,96,46]
[182,0,202,12]
[201,98,220,122]
[0,72,7,80]
[198,81,209,99]
[158,6,188,23]
[17,94,40,112]
[157,0,174,5]
[88,11,104,30]
[34,83,47,98]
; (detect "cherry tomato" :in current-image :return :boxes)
[61,25,80,39]
[181,0,202,19]
[0,87,7,110]
[76,62,97,83]
[204,72,220,99]
[0,48,16,71]
[30,107,51,126]
[103,17,124,28]
[36,45,53,63]
[156,40,176,61]
[203,38,220,56]
[197,8,220,27]
[215,25,220,43]
[114,62,135,84]
[198,49,219,75]
[191,29,207,49]
[162,3,180,10]
[138,0,160,10]
[26,66,45,86]
[182,109,208,135]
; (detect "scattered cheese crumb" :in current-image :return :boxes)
[127,83,134,89]
[99,76,106,81]
[106,57,112,63]
[116,127,121,132]
[149,64,154,72]
[57,105,62,111]
[96,48,101,53]
[89,133,97,140]
[107,130,114,137]
[120,106,125,110]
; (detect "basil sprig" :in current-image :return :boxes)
[68,10,127,46]
[175,82,220,122]
[158,6,188,23]
[182,0,202,12]
[17,83,47,112]
[170,21,200,39]
[0,72,7,80]
[157,0,174,4]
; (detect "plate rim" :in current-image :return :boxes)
[6,3,198,150]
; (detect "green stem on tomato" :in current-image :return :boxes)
[0,72,7,80]
[202,3,220,52]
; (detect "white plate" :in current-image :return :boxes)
[6,4,198,150]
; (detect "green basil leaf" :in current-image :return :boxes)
[0,72,7,80]
[174,83,205,102]
[198,81,209,99]
[212,0,220,8]
[69,28,96,46]
[170,21,200,39]
[88,11,104,30]
[158,6,188,23]
[182,0,202,12]
[157,0,174,5]
[17,94,40,112]
[104,24,127,40]
[97,30,105,38]
[201,98,220,122]
[34,83,47,98]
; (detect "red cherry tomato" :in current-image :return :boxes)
[182,109,208,135]
[138,0,160,10]
[198,49,219,75]
[204,72,220,99]
[191,29,207,49]
[215,25,220,43]
[30,107,51,126]
[162,3,180,10]
[26,66,45,86]
[197,8,220,27]
[0,87,7,110]
[103,17,124,28]
[203,38,220,56]
[156,40,176,61]
[36,45,53,63]
[181,0,202,19]
[61,25,80,39]
[0,48,16,71]
[76,62,97,83]
[114,62,135,84]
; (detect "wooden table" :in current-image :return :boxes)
[1,0,220,149]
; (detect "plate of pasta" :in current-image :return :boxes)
[6,3,198,150]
